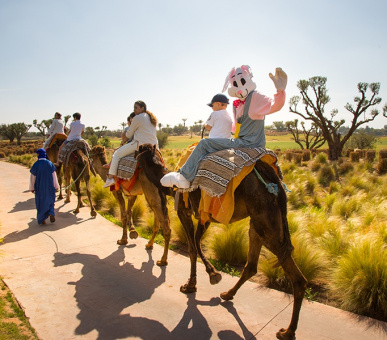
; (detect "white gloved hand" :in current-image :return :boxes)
[269,67,287,91]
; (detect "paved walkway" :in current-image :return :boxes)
[0,160,386,340]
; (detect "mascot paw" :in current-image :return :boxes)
[269,67,287,92]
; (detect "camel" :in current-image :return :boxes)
[89,145,172,266]
[135,144,307,340]
[46,140,64,199]
[63,148,97,217]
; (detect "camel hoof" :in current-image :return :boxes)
[64,199,70,204]
[117,239,128,245]
[129,230,138,239]
[57,195,63,200]
[145,243,153,250]
[220,291,234,301]
[73,209,79,214]
[91,210,97,217]
[180,284,197,294]
[156,260,168,266]
[210,272,222,285]
[276,328,295,340]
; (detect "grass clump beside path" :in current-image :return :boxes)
[0,279,38,340]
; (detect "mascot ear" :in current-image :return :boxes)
[241,65,253,78]
[222,67,236,93]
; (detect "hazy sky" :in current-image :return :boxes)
[1,0,386,132]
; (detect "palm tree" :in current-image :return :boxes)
[182,118,187,127]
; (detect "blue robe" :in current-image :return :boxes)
[30,159,57,224]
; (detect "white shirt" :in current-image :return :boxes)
[126,113,158,146]
[67,120,85,141]
[205,109,233,138]
[47,119,64,136]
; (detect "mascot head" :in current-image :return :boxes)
[222,65,256,100]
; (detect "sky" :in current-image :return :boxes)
[1,0,387,132]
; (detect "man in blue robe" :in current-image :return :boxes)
[29,148,59,225]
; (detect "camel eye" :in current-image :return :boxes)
[241,78,246,85]
[233,81,238,87]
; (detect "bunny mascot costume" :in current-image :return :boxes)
[161,65,287,189]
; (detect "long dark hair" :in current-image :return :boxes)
[135,100,157,127]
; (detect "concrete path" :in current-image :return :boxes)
[0,160,386,340]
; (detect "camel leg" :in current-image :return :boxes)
[275,256,307,340]
[73,177,81,214]
[57,165,63,200]
[221,222,262,300]
[84,172,96,217]
[177,193,198,293]
[127,196,138,239]
[157,209,171,266]
[114,191,129,245]
[145,214,159,250]
[195,221,222,285]
[64,167,71,203]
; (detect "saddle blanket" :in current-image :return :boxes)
[58,139,91,167]
[183,147,282,197]
[117,155,138,180]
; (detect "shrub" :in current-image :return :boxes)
[293,153,302,165]
[99,137,111,148]
[0,151,5,158]
[315,151,328,164]
[285,152,293,162]
[379,149,387,160]
[207,221,248,265]
[88,134,98,147]
[330,238,387,319]
[338,161,353,175]
[365,150,376,163]
[349,152,360,162]
[302,150,311,161]
[318,165,335,187]
[376,158,387,175]
[157,131,169,149]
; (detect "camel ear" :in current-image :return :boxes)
[153,144,156,155]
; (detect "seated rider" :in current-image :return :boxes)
[160,66,287,189]
[102,112,136,169]
[55,112,85,167]
[103,100,158,188]
[204,94,233,139]
[43,112,65,149]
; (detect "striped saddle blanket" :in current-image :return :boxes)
[117,155,138,180]
[187,147,282,197]
[58,140,91,167]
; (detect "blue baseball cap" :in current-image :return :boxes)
[207,93,230,107]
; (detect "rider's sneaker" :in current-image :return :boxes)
[160,172,190,189]
[103,178,116,188]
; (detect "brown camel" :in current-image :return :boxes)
[63,149,97,217]
[46,140,64,199]
[89,145,172,266]
[135,143,307,340]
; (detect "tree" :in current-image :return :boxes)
[273,121,287,132]
[12,123,32,145]
[345,131,379,150]
[182,118,187,127]
[0,124,17,142]
[158,123,162,130]
[33,119,52,136]
[83,127,95,139]
[120,122,127,131]
[286,119,326,150]
[289,77,387,160]
[94,126,107,139]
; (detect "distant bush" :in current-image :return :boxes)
[88,135,98,147]
[157,131,169,149]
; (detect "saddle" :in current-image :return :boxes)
[58,140,91,168]
[47,133,67,149]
